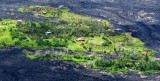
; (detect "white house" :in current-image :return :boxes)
[45,31,51,35]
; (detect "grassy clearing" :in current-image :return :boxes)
[26,53,96,63]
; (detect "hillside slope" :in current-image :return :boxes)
[0,6,158,74]
[0,0,160,81]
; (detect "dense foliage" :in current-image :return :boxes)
[94,54,160,73]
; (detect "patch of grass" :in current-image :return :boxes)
[26,53,96,62]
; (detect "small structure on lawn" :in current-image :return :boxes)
[76,38,85,42]
[42,11,47,14]
[17,19,23,23]
[45,31,51,35]
[97,19,102,22]
[35,6,41,8]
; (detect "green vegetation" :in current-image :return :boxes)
[26,53,96,62]
[16,6,150,54]
[0,19,17,47]
[0,5,159,74]
[26,52,160,74]
[94,54,160,74]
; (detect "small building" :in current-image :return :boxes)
[115,28,122,31]
[35,6,41,8]
[76,38,85,42]
[115,28,123,32]
[42,12,47,14]
[45,31,51,35]
[58,5,64,9]
[17,19,23,23]
[97,19,102,22]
